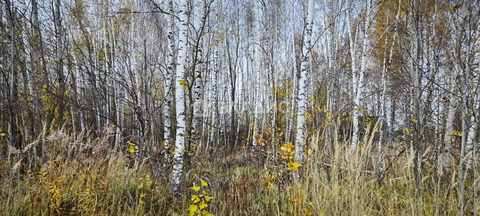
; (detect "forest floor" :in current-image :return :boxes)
[0,129,476,215]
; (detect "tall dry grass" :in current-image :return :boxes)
[0,124,477,215]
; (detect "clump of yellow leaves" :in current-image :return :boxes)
[188,179,214,216]
[128,141,137,154]
[278,143,314,215]
[279,142,307,173]
[280,142,295,160]
[288,161,301,172]
[452,130,462,137]
[263,173,275,189]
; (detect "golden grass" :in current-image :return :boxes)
[0,126,477,215]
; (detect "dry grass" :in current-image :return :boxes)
[0,125,477,215]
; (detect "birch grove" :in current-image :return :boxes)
[0,0,480,214]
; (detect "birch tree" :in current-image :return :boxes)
[5,0,20,171]
[350,0,372,150]
[455,0,472,213]
[171,0,190,193]
[294,0,314,164]
[54,0,66,129]
[162,0,175,181]
[472,21,480,215]
[409,0,424,212]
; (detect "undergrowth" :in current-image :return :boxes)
[0,127,477,215]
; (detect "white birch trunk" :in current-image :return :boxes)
[192,2,209,156]
[252,0,261,149]
[171,0,189,192]
[442,85,458,170]
[466,28,480,162]
[162,0,175,180]
[286,0,298,143]
[351,0,372,150]
[457,1,471,213]
[346,0,357,104]
[378,24,389,180]
[466,95,479,156]
[294,0,314,164]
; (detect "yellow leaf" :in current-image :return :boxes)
[190,186,201,192]
[199,201,208,210]
[204,213,214,216]
[129,147,136,153]
[452,131,462,136]
[450,4,461,13]
[201,180,208,187]
[191,195,201,203]
[205,195,213,202]
[179,80,188,89]
[288,162,301,172]
[188,205,198,216]
[405,128,410,135]
[138,183,144,189]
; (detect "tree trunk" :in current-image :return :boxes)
[5,0,20,171]
[456,1,471,213]
[351,0,372,150]
[54,0,65,130]
[294,0,314,164]
[162,0,175,181]
[171,0,189,193]
[410,0,424,212]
